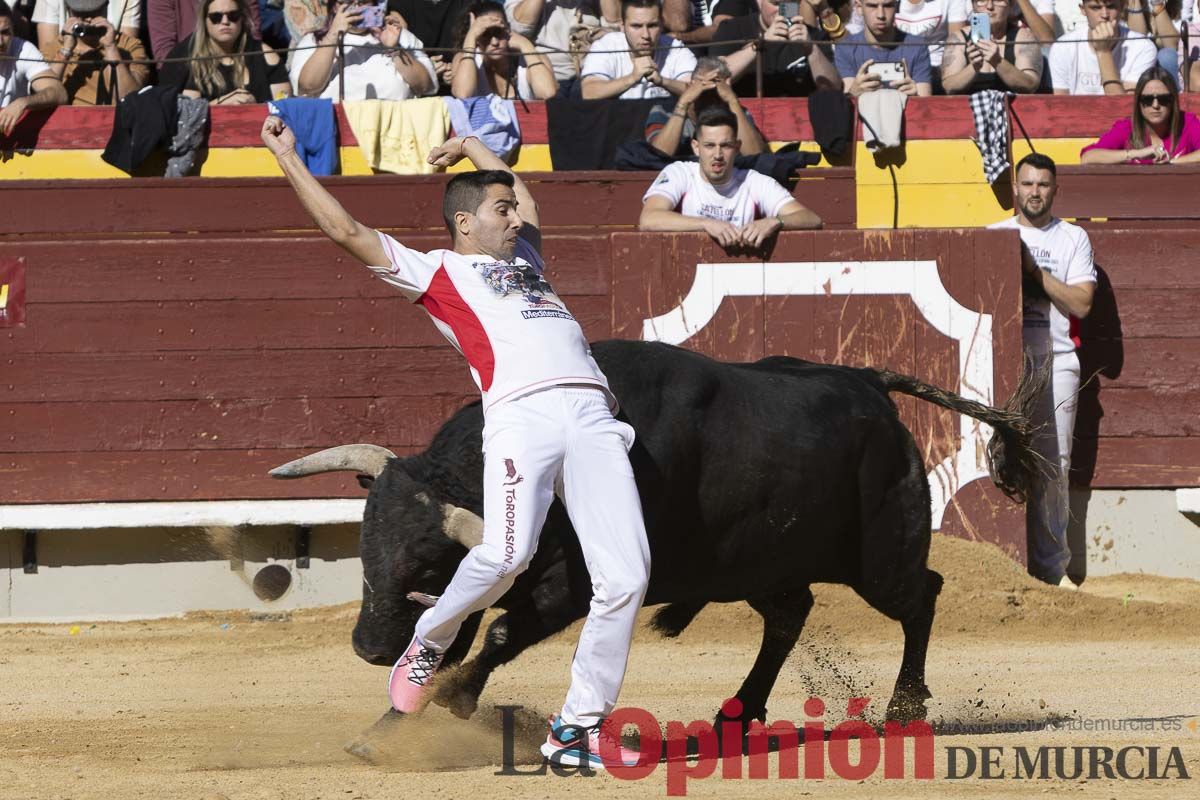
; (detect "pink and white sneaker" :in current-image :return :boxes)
[540,715,646,770]
[387,635,444,713]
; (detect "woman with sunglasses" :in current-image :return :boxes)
[448,0,557,100]
[160,0,291,104]
[1080,66,1200,165]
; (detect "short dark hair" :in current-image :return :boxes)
[0,1,14,22]
[621,0,661,19]
[693,106,738,138]
[1015,152,1056,177]
[442,170,516,235]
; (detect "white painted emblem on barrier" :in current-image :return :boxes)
[641,261,994,529]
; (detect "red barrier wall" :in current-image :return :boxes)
[3,177,1198,561]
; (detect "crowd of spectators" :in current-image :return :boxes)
[4,0,1199,116]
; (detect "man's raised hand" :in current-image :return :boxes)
[261,116,297,159]
[427,136,472,169]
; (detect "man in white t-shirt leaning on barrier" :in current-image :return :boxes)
[639,106,822,247]
[989,153,1096,590]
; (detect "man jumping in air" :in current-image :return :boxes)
[261,120,650,769]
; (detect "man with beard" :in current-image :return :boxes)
[989,153,1096,589]
[581,0,696,98]
[639,106,822,246]
[260,121,651,769]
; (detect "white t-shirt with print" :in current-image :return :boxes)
[290,30,437,102]
[0,37,52,109]
[642,161,795,228]
[369,233,612,412]
[989,216,1096,354]
[580,31,696,99]
[896,0,969,68]
[1048,24,1157,95]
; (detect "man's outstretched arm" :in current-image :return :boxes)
[262,116,388,267]
[429,136,541,247]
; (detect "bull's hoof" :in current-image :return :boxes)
[343,708,406,764]
[713,700,767,752]
[885,686,932,724]
[432,676,480,720]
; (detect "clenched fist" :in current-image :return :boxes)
[261,116,297,159]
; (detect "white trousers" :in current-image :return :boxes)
[413,386,651,728]
[1026,350,1080,583]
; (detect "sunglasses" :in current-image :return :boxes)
[207,10,242,24]
[1138,93,1172,108]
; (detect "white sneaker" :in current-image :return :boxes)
[1057,576,1079,590]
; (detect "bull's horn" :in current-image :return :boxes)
[269,444,397,479]
[442,505,484,549]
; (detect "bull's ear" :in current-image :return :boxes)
[441,505,484,549]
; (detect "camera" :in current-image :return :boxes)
[71,22,106,38]
[779,1,800,23]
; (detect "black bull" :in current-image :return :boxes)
[272,339,1038,727]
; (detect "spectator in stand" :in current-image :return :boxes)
[1,0,66,134]
[581,0,696,98]
[1080,66,1200,162]
[892,0,967,81]
[160,0,292,104]
[942,0,1043,93]
[708,0,842,96]
[149,0,261,65]
[1190,0,1200,91]
[259,0,293,48]
[291,1,437,100]
[283,0,327,44]
[988,153,1095,589]
[506,0,620,97]
[33,0,137,44]
[450,0,558,98]
[644,55,766,156]
[40,0,149,105]
[1011,0,1056,43]
[1122,1,1182,76]
[388,0,471,89]
[835,0,932,96]
[639,106,822,245]
[664,0,738,43]
[8,0,32,38]
[1048,0,1156,94]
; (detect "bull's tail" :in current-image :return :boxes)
[874,357,1048,504]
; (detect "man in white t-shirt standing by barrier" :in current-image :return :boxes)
[1048,0,1157,94]
[990,153,1096,589]
[639,106,822,247]
[261,119,650,769]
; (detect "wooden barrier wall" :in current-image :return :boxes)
[3,176,1198,560]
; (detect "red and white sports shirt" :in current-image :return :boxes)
[369,232,613,412]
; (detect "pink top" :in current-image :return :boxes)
[1081,111,1200,162]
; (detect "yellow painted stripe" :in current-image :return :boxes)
[854,138,1095,228]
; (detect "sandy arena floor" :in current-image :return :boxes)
[2,534,1198,800]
